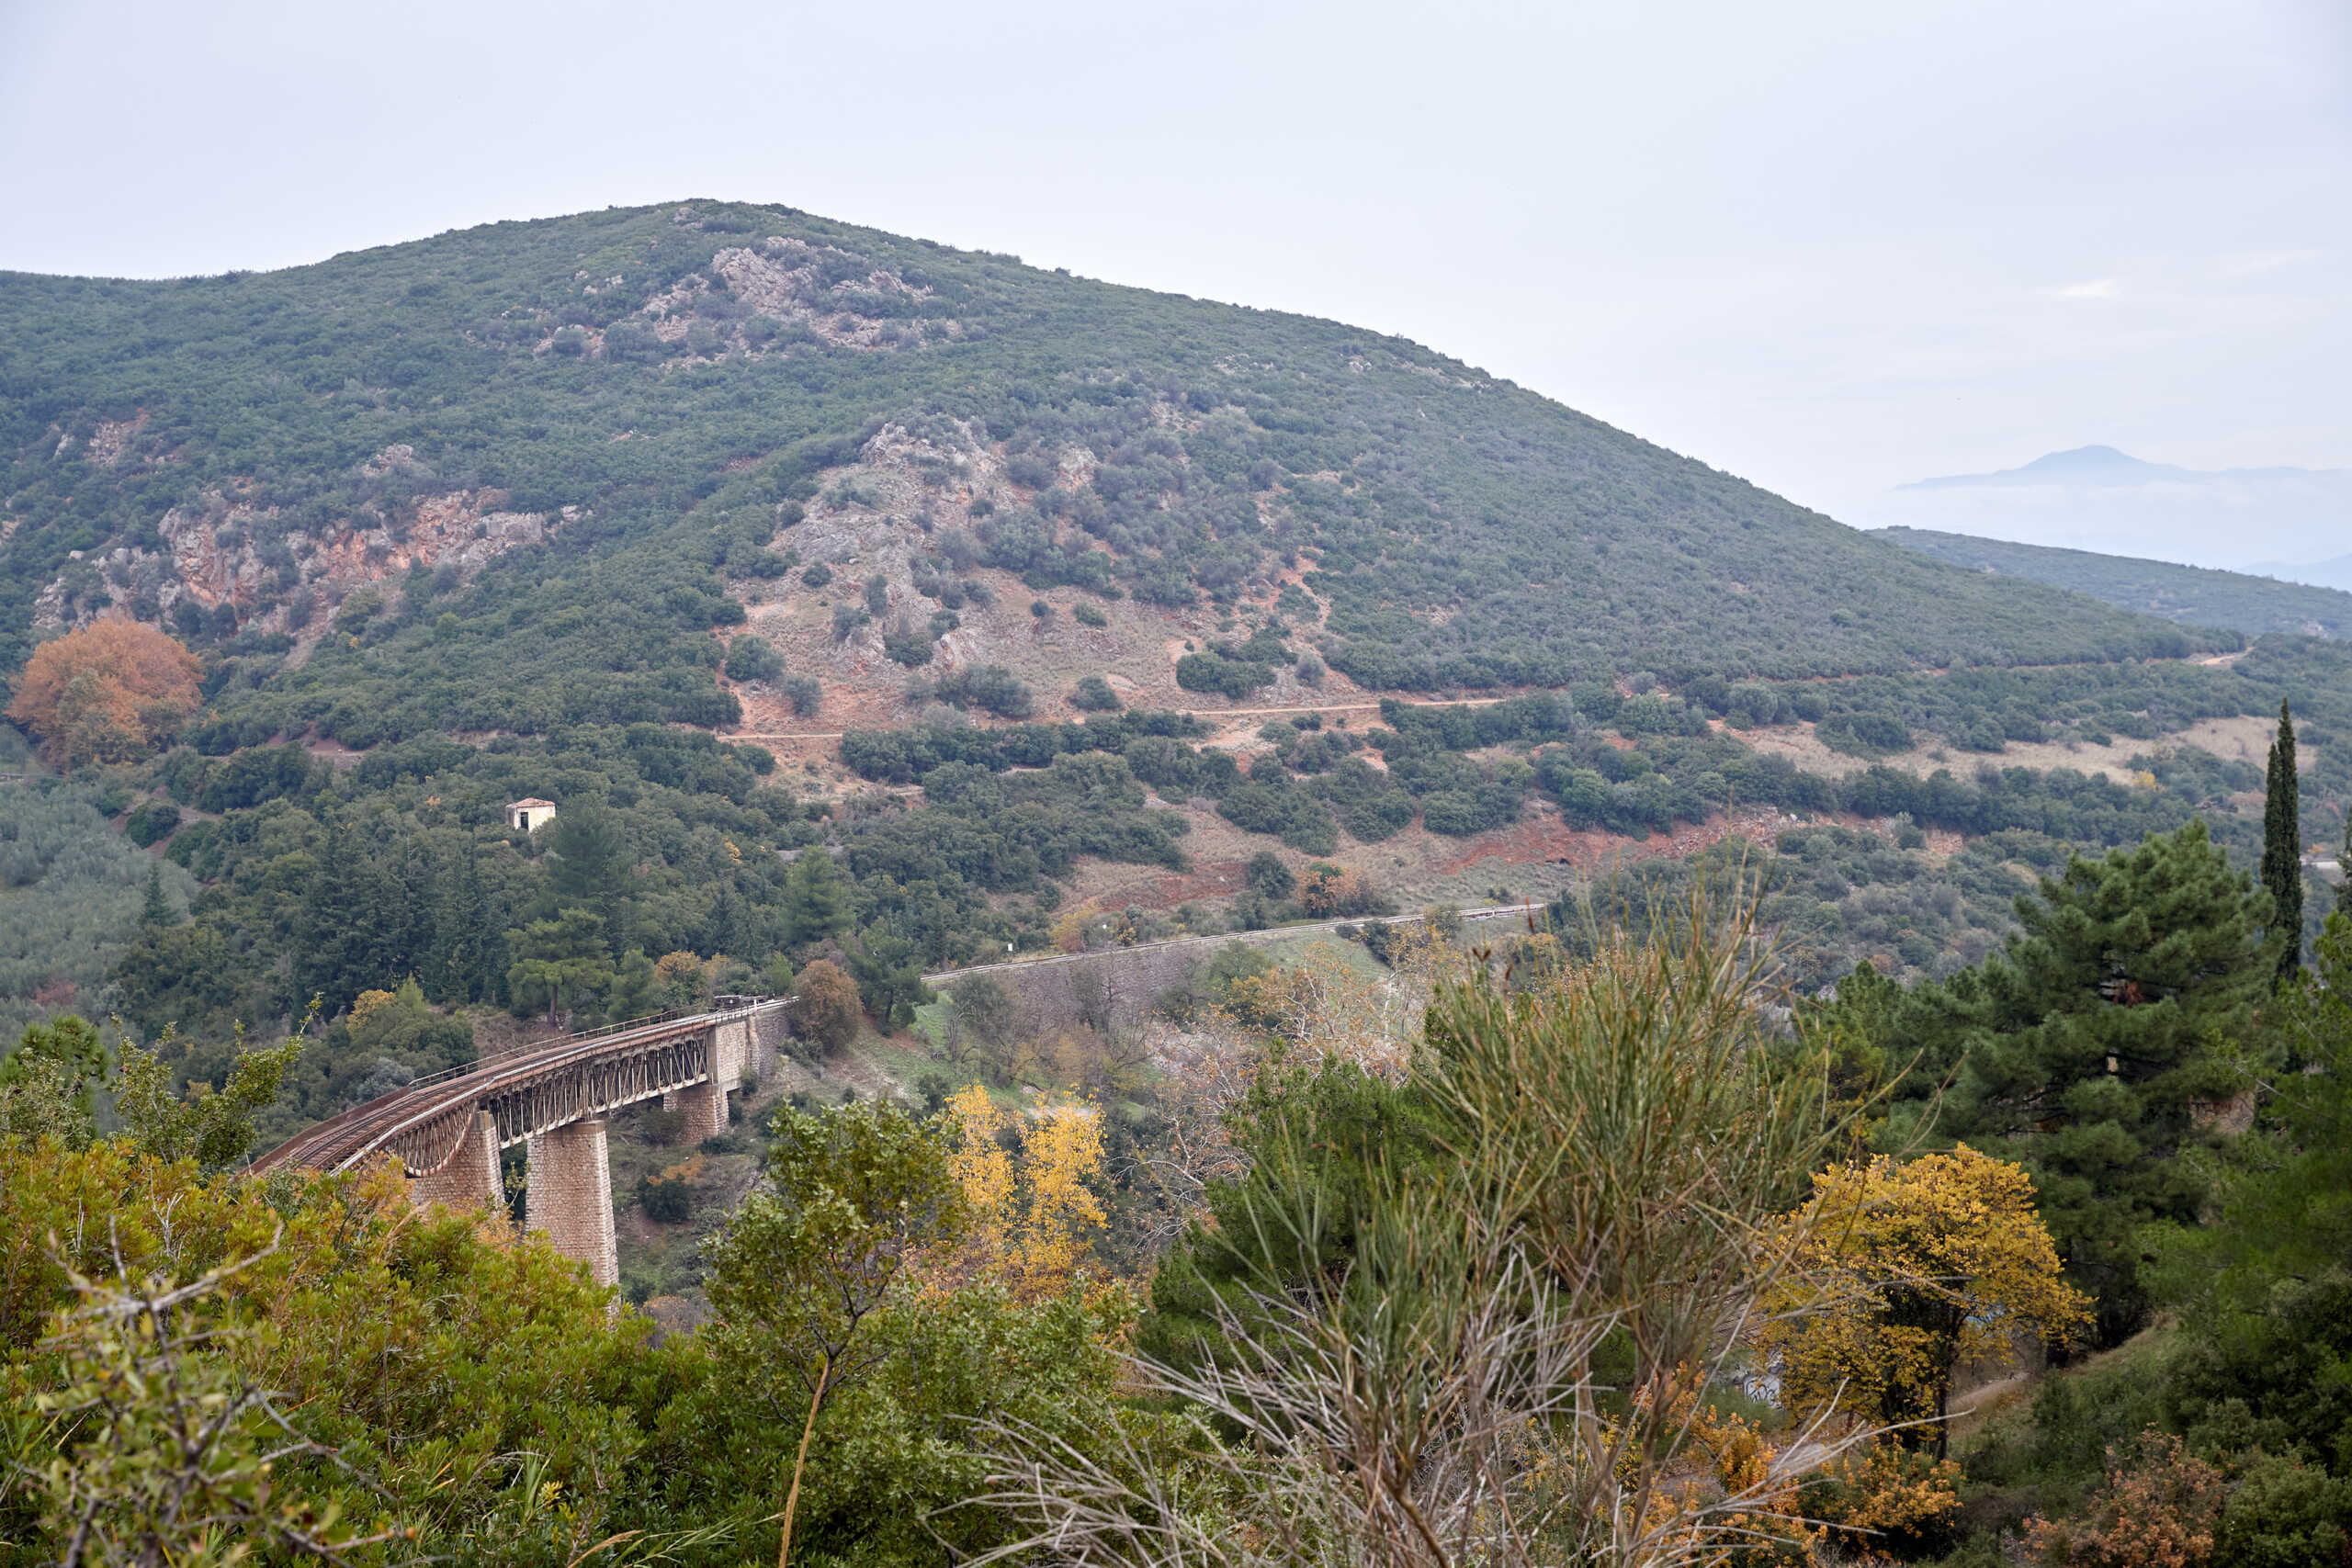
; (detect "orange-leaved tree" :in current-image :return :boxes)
[7,619,202,769]
[788,958,863,1054]
[1758,1145,2089,1454]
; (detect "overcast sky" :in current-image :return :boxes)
[3,0,2346,537]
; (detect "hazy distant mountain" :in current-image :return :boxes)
[1902,444,2332,491]
[1859,446,2352,571]
[1904,446,2187,488]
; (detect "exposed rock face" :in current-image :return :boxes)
[635,239,960,355]
[30,464,563,635]
[85,414,146,468]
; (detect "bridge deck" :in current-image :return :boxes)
[250,1004,773,1177]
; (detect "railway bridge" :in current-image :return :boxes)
[251,997,791,1288]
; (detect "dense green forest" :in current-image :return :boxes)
[1879,525,2352,640]
[6,623,2348,1063]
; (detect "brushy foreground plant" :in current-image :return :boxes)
[964,891,1894,1567]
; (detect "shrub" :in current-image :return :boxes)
[1819,712,1914,757]
[1244,851,1295,900]
[800,562,834,588]
[1299,863,1387,918]
[781,675,822,717]
[911,665,1035,720]
[938,528,979,571]
[1069,676,1121,712]
[2215,1452,2352,1568]
[725,635,784,683]
[639,1172,692,1223]
[882,625,935,668]
[2025,1431,2226,1568]
[123,800,181,848]
[1176,651,1273,699]
[1072,602,1108,628]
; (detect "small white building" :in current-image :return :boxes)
[507,797,558,833]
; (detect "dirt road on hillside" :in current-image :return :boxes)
[920,902,1545,985]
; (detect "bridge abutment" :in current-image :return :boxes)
[408,1111,503,1213]
[751,1007,786,1078]
[526,1119,618,1291]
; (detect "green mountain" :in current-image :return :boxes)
[1877,525,2352,641]
[14,199,2350,1058]
[2,198,2222,744]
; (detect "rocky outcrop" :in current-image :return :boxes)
[30,458,565,635]
[629,239,963,357]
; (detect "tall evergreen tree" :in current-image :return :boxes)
[784,850,853,949]
[296,825,406,1013]
[2262,698,2304,984]
[1945,818,2270,1345]
[548,800,632,946]
[505,908,614,1026]
[2340,798,2351,917]
[138,863,175,930]
[428,842,500,1004]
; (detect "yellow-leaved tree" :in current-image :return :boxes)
[933,1083,1105,1301]
[1758,1144,2089,1455]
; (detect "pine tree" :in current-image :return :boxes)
[1946,818,2270,1345]
[428,844,498,1004]
[504,908,614,1026]
[607,948,662,1021]
[2262,698,2303,984]
[296,826,405,1013]
[784,850,853,949]
[139,863,175,930]
[548,800,631,947]
[704,880,743,962]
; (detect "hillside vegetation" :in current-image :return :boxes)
[4,198,2223,723]
[5,201,2349,1055]
[1879,525,2352,640]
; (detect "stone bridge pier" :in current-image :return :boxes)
[408,1111,503,1212]
[526,1119,618,1289]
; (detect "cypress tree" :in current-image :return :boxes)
[2339,801,2351,917]
[296,823,408,1013]
[2262,698,2303,984]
